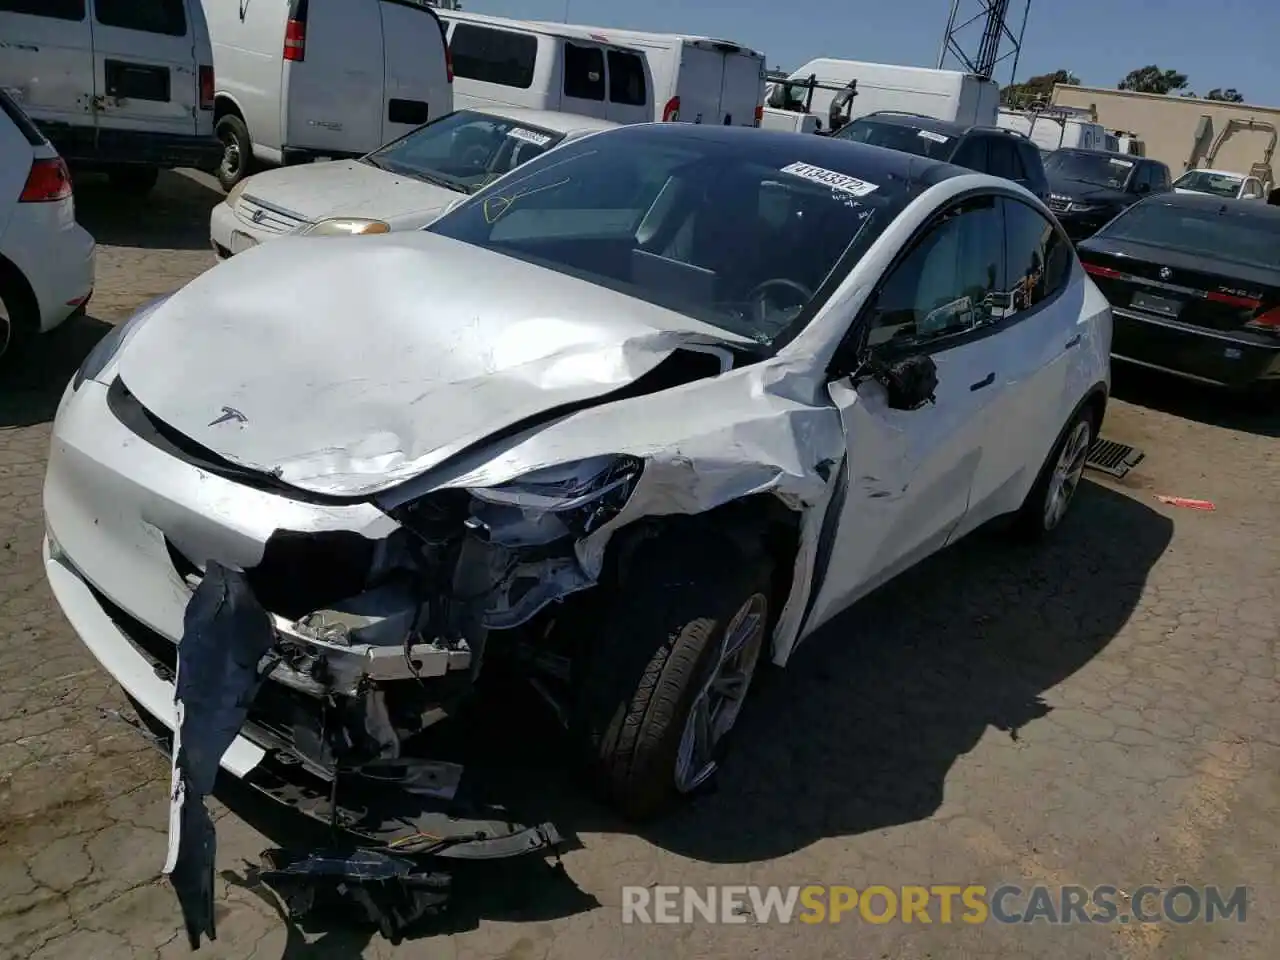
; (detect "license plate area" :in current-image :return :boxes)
[230,231,258,255]
[1130,290,1184,318]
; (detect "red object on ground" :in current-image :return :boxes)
[1155,495,1216,511]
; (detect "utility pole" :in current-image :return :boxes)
[937,0,1031,85]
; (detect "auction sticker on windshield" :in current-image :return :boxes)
[508,127,553,147]
[918,130,950,143]
[1109,158,1134,167]
[780,162,878,197]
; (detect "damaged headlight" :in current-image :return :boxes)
[467,455,644,547]
[73,294,169,390]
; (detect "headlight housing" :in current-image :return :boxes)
[1067,201,1110,213]
[467,455,644,547]
[298,217,391,237]
[72,294,168,390]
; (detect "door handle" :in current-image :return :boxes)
[969,372,995,392]
[1064,334,1082,349]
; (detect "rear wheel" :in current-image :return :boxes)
[571,530,774,821]
[108,166,160,197]
[0,265,38,368]
[215,114,253,192]
[1012,406,1097,540]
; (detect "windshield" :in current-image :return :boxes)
[1173,170,1243,198]
[832,118,958,161]
[364,110,565,194]
[1099,201,1280,270]
[427,126,912,345]
[1043,151,1134,189]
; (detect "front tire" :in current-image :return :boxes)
[215,114,253,191]
[571,531,774,822]
[1013,406,1097,540]
[0,265,39,369]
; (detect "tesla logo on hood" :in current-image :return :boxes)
[208,406,247,427]
[1159,267,1173,280]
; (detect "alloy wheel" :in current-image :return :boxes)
[1044,420,1092,530]
[674,592,768,793]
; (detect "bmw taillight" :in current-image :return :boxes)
[663,96,680,122]
[1244,306,1280,334]
[19,157,72,203]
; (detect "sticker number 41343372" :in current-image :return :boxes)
[779,161,879,197]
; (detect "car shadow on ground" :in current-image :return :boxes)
[73,169,222,252]
[0,312,112,429]
[207,478,1171,953]
[1111,363,1280,438]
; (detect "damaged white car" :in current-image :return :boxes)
[44,124,1111,831]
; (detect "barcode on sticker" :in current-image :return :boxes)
[918,130,950,143]
[508,127,552,147]
[780,162,878,197]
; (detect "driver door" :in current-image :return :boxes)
[803,194,1011,634]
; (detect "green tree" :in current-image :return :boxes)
[1002,69,1080,106]
[1205,88,1245,103]
[1118,65,1189,95]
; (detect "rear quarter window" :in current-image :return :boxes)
[449,23,538,89]
[607,50,646,106]
[0,0,84,19]
[94,0,187,36]
[564,43,605,101]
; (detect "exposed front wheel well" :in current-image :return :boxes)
[213,95,243,125]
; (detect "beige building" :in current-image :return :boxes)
[1049,84,1278,187]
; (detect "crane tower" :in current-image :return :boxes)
[936,0,1031,84]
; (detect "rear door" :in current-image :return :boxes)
[282,0,383,155]
[603,47,650,124]
[559,39,607,119]
[713,43,765,126]
[88,0,198,135]
[672,44,725,124]
[379,0,450,144]
[0,1,94,129]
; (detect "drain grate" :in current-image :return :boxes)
[1086,438,1145,479]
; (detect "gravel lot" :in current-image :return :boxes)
[1,170,1276,959]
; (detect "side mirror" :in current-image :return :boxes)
[852,352,939,411]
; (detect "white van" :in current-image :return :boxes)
[436,11,654,125]
[762,59,999,133]
[996,106,1106,152]
[201,0,453,190]
[543,25,765,126]
[0,0,220,196]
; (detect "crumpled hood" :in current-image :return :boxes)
[118,231,744,497]
[241,160,461,225]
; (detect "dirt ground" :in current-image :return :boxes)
[0,170,1276,959]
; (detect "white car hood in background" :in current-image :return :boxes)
[242,160,463,225]
[118,232,748,497]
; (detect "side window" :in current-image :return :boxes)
[449,24,537,89]
[1002,198,1072,316]
[1017,142,1044,184]
[949,136,988,172]
[866,195,1006,350]
[0,0,83,18]
[1152,164,1171,189]
[607,50,646,106]
[93,0,186,35]
[564,43,605,101]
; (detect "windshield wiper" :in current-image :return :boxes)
[363,156,466,192]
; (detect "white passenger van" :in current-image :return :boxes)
[201,0,454,190]
[436,11,654,125]
[762,59,999,134]
[543,25,766,126]
[997,106,1107,152]
[0,0,220,196]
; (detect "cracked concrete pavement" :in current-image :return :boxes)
[1,169,1276,959]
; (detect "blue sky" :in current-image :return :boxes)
[465,0,1279,104]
